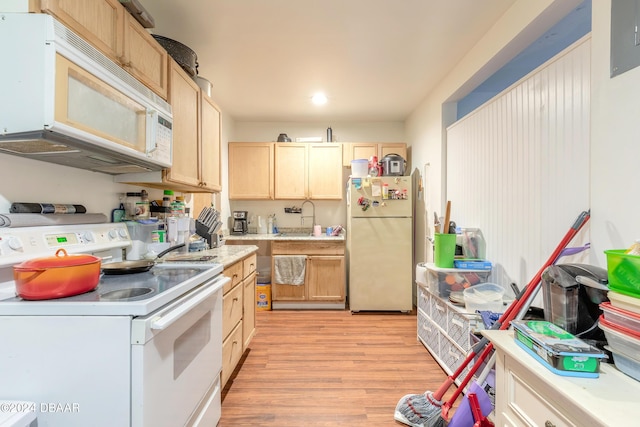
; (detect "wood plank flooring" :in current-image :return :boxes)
[220,309,458,426]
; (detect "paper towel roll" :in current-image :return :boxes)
[416,262,429,286]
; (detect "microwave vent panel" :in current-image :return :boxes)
[0,140,78,155]
[52,18,169,112]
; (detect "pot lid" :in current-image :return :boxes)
[381,153,405,161]
[14,248,100,269]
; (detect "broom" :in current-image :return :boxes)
[394,210,590,427]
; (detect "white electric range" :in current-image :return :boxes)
[0,223,229,427]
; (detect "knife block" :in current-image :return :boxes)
[195,220,224,248]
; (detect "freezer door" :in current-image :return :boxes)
[348,216,413,311]
[350,177,412,218]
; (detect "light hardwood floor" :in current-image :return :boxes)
[220,309,458,426]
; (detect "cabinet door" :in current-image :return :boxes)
[307,256,345,301]
[271,282,306,301]
[271,253,306,301]
[274,143,307,199]
[122,13,168,99]
[200,94,222,191]
[308,143,343,199]
[41,0,123,62]
[242,272,256,351]
[342,143,377,167]
[228,143,274,199]
[379,143,407,161]
[164,60,200,187]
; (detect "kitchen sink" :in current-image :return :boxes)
[275,232,313,237]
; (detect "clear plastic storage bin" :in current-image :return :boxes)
[600,302,640,335]
[598,315,640,361]
[425,263,492,298]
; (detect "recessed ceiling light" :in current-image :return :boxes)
[311,92,327,105]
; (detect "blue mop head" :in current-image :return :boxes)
[394,391,444,427]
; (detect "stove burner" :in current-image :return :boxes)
[100,287,154,300]
[163,254,218,263]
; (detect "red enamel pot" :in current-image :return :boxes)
[13,248,101,300]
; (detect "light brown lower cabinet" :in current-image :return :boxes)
[271,241,345,309]
[221,252,256,387]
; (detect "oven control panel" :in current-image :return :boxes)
[0,223,132,267]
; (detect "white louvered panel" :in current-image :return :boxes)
[446,37,590,294]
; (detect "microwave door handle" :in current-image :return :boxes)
[150,278,227,331]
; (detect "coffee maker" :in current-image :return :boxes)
[541,263,609,346]
[232,211,248,234]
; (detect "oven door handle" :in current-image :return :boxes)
[150,280,225,331]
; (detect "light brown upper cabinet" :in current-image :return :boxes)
[199,93,222,192]
[121,13,168,99]
[162,61,200,188]
[117,61,221,192]
[163,61,221,192]
[342,142,407,167]
[40,0,168,99]
[228,143,275,200]
[275,143,342,200]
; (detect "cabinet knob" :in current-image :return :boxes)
[545,421,556,427]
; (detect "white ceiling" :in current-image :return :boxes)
[138,0,516,122]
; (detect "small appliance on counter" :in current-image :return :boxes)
[541,263,609,347]
[232,211,249,234]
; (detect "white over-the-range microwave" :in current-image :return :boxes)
[0,13,173,175]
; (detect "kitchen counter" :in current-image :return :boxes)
[225,233,345,242]
[192,244,259,268]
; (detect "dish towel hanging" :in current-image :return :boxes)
[273,255,307,286]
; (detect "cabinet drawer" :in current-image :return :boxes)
[506,367,575,427]
[222,321,244,387]
[223,261,243,294]
[242,253,257,278]
[222,284,243,339]
[272,241,344,255]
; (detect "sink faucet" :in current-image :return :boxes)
[301,200,316,228]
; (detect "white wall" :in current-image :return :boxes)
[0,153,157,216]
[406,0,585,272]
[226,121,404,232]
[590,0,640,267]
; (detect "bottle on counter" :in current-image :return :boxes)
[136,190,150,220]
[162,190,173,208]
[124,192,141,220]
[368,156,379,176]
[175,196,186,216]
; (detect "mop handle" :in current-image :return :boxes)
[440,210,590,414]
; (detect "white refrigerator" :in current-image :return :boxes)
[347,176,413,312]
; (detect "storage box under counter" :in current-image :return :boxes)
[424,263,492,298]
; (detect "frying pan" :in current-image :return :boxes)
[101,243,185,275]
